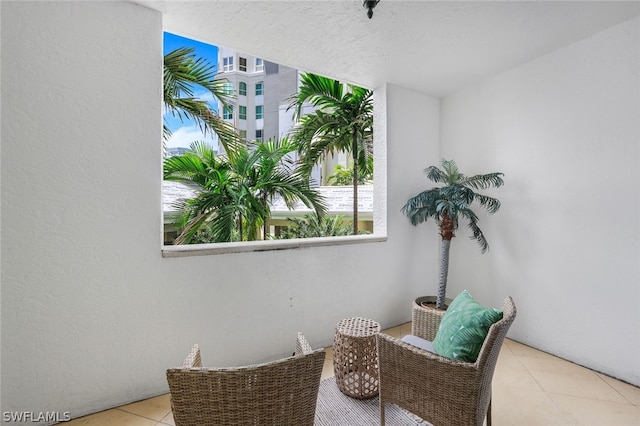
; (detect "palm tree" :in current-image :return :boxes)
[163,139,327,244]
[288,73,373,235]
[250,137,328,240]
[163,141,242,243]
[163,47,239,155]
[402,159,504,309]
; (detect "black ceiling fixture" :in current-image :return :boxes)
[363,0,380,19]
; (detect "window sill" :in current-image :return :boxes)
[162,234,387,258]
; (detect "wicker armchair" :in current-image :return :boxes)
[377,296,516,426]
[166,332,325,426]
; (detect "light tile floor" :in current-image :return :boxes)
[64,323,640,425]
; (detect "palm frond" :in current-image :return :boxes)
[461,172,505,190]
[164,154,206,183]
[174,210,213,245]
[287,73,344,120]
[402,189,441,226]
[164,47,233,106]
[438,184,470,207]
[459,207,489,252]
[167,97,240,154]
[424,165,446,183]
[163,47,240,155]
[440,159,462,184]
[474,193,502,214]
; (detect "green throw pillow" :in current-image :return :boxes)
[432,290,503,362]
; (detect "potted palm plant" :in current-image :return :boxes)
[402,159,504,310]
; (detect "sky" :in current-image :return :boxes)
[163,32,220,151]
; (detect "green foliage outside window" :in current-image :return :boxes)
[164,138,327,244]
[277,213,353,239]
[327,164,373,186]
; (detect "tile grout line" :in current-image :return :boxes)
[593,371,636,405]
[116,407,171,424]
[595,372,640,406]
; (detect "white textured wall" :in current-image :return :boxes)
[386,85,442,290]
[440,17,640,385]
[0,1,440,419]
[1,1,165,419]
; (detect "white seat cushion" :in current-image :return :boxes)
[401,334,436,353]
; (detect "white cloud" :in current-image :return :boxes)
[166,125,219,150]
[195,90,217,105]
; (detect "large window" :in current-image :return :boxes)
[223,56,233,72]
[162,32,382,255]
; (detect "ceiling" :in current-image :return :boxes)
[135,0,640,97]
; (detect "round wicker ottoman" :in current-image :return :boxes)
[333,317,381,399]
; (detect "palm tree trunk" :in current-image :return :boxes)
[351,131,359,235]
[437,239,451,309]
[262,197,269,240]
[437,215,455,309]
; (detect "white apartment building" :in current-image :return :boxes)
[215,48,271,144]
[214,48,345,186]
[215,48,303,144]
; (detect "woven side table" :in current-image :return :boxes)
[333,317,381,399]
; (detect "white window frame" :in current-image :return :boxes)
[255,82,263,96]
[255,105,263,120]
[222,56,234,72]
[255,58,264,72]
[239,82,247,96]
[239,57,247,72]
[239,105,247,120]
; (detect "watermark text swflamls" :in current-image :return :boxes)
[3,411,71,423]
